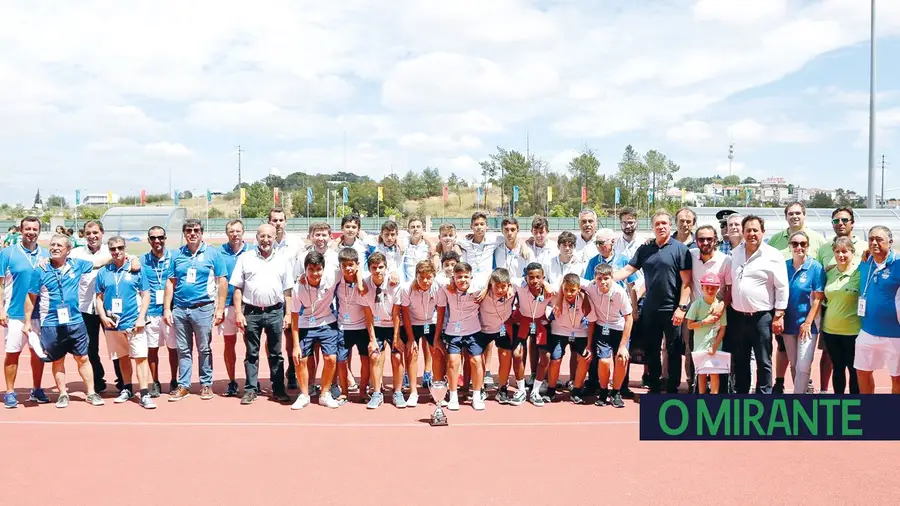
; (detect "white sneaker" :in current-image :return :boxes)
[529,391,545,407]
[291,394,310,410]
[140,394,157,410]
[447,394,460,411]
[114,389,134,404]
[318,392,340,409]
[406,392,419,407]
[472,395,486,411]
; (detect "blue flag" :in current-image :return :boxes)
[342,187,348,203]
[174,190,179,206]
[477,186,483,203]
[649,190,654,204]
[75,189,81,206]
[307,187,313,204]
[206,189,212,203]
[614,187,620,205]
[513,186,519,203]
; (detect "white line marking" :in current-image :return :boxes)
[0,420,640,428]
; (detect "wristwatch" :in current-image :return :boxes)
[774,311,784,319]
[678,304,688,311]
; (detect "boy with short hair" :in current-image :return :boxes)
[584,263,633,408]
[335,247,368,403]
[435,251,459,288]
[457,212,504,282]
[432,223,462,272]
[359,252,402,409]
[513,262,555,406]
[397,260,439,407]
[527,216,556,273]
[481,268,521,404]
[333,213,369,260]
[546,231,586,286]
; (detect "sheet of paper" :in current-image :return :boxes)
[692,351,731,374]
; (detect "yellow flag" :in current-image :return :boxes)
[377,186,384,202]
[240,187,247,205]
[681,188,686,203]
[107,191,113,203]
[547,186,553,202]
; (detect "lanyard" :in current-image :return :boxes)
[596,288,614,323]
[862,257,890,298]
[187,244,204,266]
[52,261,70,303]
[342,280,356,306]
[419,286,434,321]
[306,283,321,317]
[375,280,390,318]
[18,244,40,270]
[113,264,129,296]
[528,286,544,320]
[567,296,580,329]
[150,252,168,286]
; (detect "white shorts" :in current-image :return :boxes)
[105,329,149,360]
[2,318,40,353]
[218,306,239,336]
[144,316,175,349]
[854,330,900,377]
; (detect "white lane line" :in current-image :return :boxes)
[0,420,640,428]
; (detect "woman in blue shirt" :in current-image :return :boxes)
[781,231,826,393]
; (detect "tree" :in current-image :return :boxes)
[447,173,464,208]
[567,148,602,211]
[616,145,646,208]
[78,206,103,220]
[741,177,757,184]
[421,167,442,197]
[401,171,425,200]
[207,207,226,219]
[479,147,533,215]
[46,194,67,208]
[242,182,275,218]
[33,189,42,207]
[722,175,741,186]
[808,192,835,208]
[179,190,193,200]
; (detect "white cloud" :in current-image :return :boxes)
[729,120,767,142]
[692,0,787,25]
[666,121,713,143]
[397,133,482,151]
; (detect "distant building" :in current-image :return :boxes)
[81,193,119,206]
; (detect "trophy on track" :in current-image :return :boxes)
[428,380,449,426]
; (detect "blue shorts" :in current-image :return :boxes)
[40,323,89,362]
[298,323,340,358]
[340,328,367,362]
[403,324,435,348]
[540,335,573,361]
[594,326,626,359]
[443,333,487,356]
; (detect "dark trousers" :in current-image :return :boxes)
[642,309,683,392]
[81,312,123,390]
[244,306,286,394]
[821,331,859,394]
[730,310,774,394]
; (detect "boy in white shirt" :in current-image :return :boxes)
[546,231,586,286]
[397,260,440,407]
[456,212,504,282]
[334,248,368,403]
[370,221,404,283]
[332,213,369,261]
[435,262,488,411]
[584,263,633,408]
[526,216,557,273]
[359,252,401,409]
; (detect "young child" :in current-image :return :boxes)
[435,251,459,288]
[334,247,368,403]
[432,223,462,273]
[359,252,402,409]
[584,263,633,408]
[547,273,595,404]
[398,260,440,407]
[479,268,519,404]
[457,212,504,283]
[370,221,404,283]
[400,217,435,390]
[435,262,488,411]
[333,213,369,261]
[513,262,555,406]
[686,273,727,395]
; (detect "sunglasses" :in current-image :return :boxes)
[697,237,716,243]
[831,218,851,225]
[149,235,166,241]
[596,240,610,245]
[184,228,202,234]
[790,241,808,248]
[110,245,125,251]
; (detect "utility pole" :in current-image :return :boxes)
[881,154,886,208]
[728,142,735,177]
[867,0,877,208]
[237,145,243,218]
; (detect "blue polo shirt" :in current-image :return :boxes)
[859,251,900,338]
[0,244,49,320]
[628,237,692,312]
[583,252,639,287]
[141,250,172,317]
[30,258,94,327]
[95,263,149,330]
[784,257,826,335]
[167,243,227,309]
[220,242,249,306]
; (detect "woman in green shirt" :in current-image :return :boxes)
[820,236,861,394]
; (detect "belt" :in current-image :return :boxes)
[244,302,284,314]
[183,301,214,310]
[734,309,773,317]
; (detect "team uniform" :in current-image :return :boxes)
[399,281,439,348]
[479,291,516,350]
[370,243,404,281]
[95,263,150,360]
[529,242,558,274]
[0,244,49,354]
[457,235,503,282]
[584,282,633,360]
[336,277,368,360]
[436,282,487,355]
[494,245,530,279]
[292,273,340,358]
[218,243,249,336]
[548,298,597,360]
[31,258,95,361]
[401,240,432,283]
[512,281,552,348]
[854,251,900,376]
[141,250,175,349]
[546,255,587,287]
[358,276,401,353]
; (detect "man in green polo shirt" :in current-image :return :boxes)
[767,202,827,259]
[816,207,864,271]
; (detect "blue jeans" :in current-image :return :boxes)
[173,304,215,388]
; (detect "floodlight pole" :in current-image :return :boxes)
[867,0,877,209]
[237,145,243,218]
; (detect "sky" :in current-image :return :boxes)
[1,0,899,206]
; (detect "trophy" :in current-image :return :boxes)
[428,380,449,427]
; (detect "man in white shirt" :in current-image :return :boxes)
[613,207,642,262]
[724,215,789,394]
[575,208,599,262]
[268,207,303,390]
[687,225,730,390]
[230,224,292,405]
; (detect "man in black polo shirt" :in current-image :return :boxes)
[615,210,692,393]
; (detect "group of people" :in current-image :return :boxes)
[1,202,898,412]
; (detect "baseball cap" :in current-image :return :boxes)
[715,209,737,221]
[595,228,615,241]
[700,273,721,287]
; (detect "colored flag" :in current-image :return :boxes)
[547,186,553,202]
[140,189,146,205]
[442,186,448,201]
[174,190,180,206]
[342,187,348,203]
[378,186,384,202]
[745,188,751,205]
[206,189,212,204]
[681,188,686,203]
[649,190,654,204]
[477,186,483,203]
[239,187,247,205]
[107,191,113,204]
[581,186,587,204]
[75,189,81,206]
[274,187,281,204]
[614,187,620,205]
[513,186,519,203]
[306,187,312,204]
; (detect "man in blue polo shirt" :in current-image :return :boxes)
[141,226,176,397]
[614,210,693,394]
[855,225,900,394]
[24,233,113,408]
[219,219,249,397]
[0,216,50,408]
[163,219,227,402]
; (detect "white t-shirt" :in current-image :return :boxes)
[436,281,485,336]
[480,292,515,334]
[530,242,558,274]
[401,239,432,283]
[291,272,338,329]
[335,277,367,331]
[546,255,587,288]
[689,249,732,302]
[70,245,109,314]
[584,282,633,331]
[295,248,339,273]
[550,296,597,338]
[494,243,530,278]
[359,276,401,328]
[372,243,404,279]
[457,234,503,280]
[575,233,599,263]
[399,281,439,326]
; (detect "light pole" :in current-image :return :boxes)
[867,0,877,208]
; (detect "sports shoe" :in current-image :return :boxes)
[149,382,161,398]
[29,388,50,404]
[422,371,433,389]
[319,392,340,409]
[611,391,625,408]
[447,394,460,411]
[406,392,419,407]
[140,394,157,410]
[200,386,214,400]
[472,395,486,411]
[55,394,69,408]
[529,391,544,406]
[594,393,609,407]
[348,382,360,394]
[496,388,509,405]
[571,389,585,405]
[392,391,406,408]
[291,394,310,410]
[271,391,291,403]
[86,393,105,406]
[367,392,384,409]
[168,380,178,395]
[241,391,258,405]
[509,390,527,406]
[168,386,190,402]
[4,391,17,409]
[114,389,134,404]
[224,381,239,397]
[484,372,495,387]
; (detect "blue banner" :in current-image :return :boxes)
[206,189,212,203]
[307,187,313,204]
[174,190,179,206]
[342,187,348,203]
[477,186,483,203]
[75,189,81,206]
[614,187,620,205]
[649,190,654,204]
[639,395,899,441]
[512,186,519,203]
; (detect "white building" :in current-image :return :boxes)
[81,193,120,206]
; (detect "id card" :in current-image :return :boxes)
[112,298,123,314]
[569,334,575,342]
[57,307,70,324]
[529,322,536,335]
[857,298,866,317]
[374,315,380,323]
[309,315,317,325]
[499,325,506,337]
[455,321,461,332]
[423,323,430,335]
[186,268,197,283]
[602,325,610,336]
[155,289,164,305]
[343,313,350,323]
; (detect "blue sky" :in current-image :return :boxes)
[0,0,898,206]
